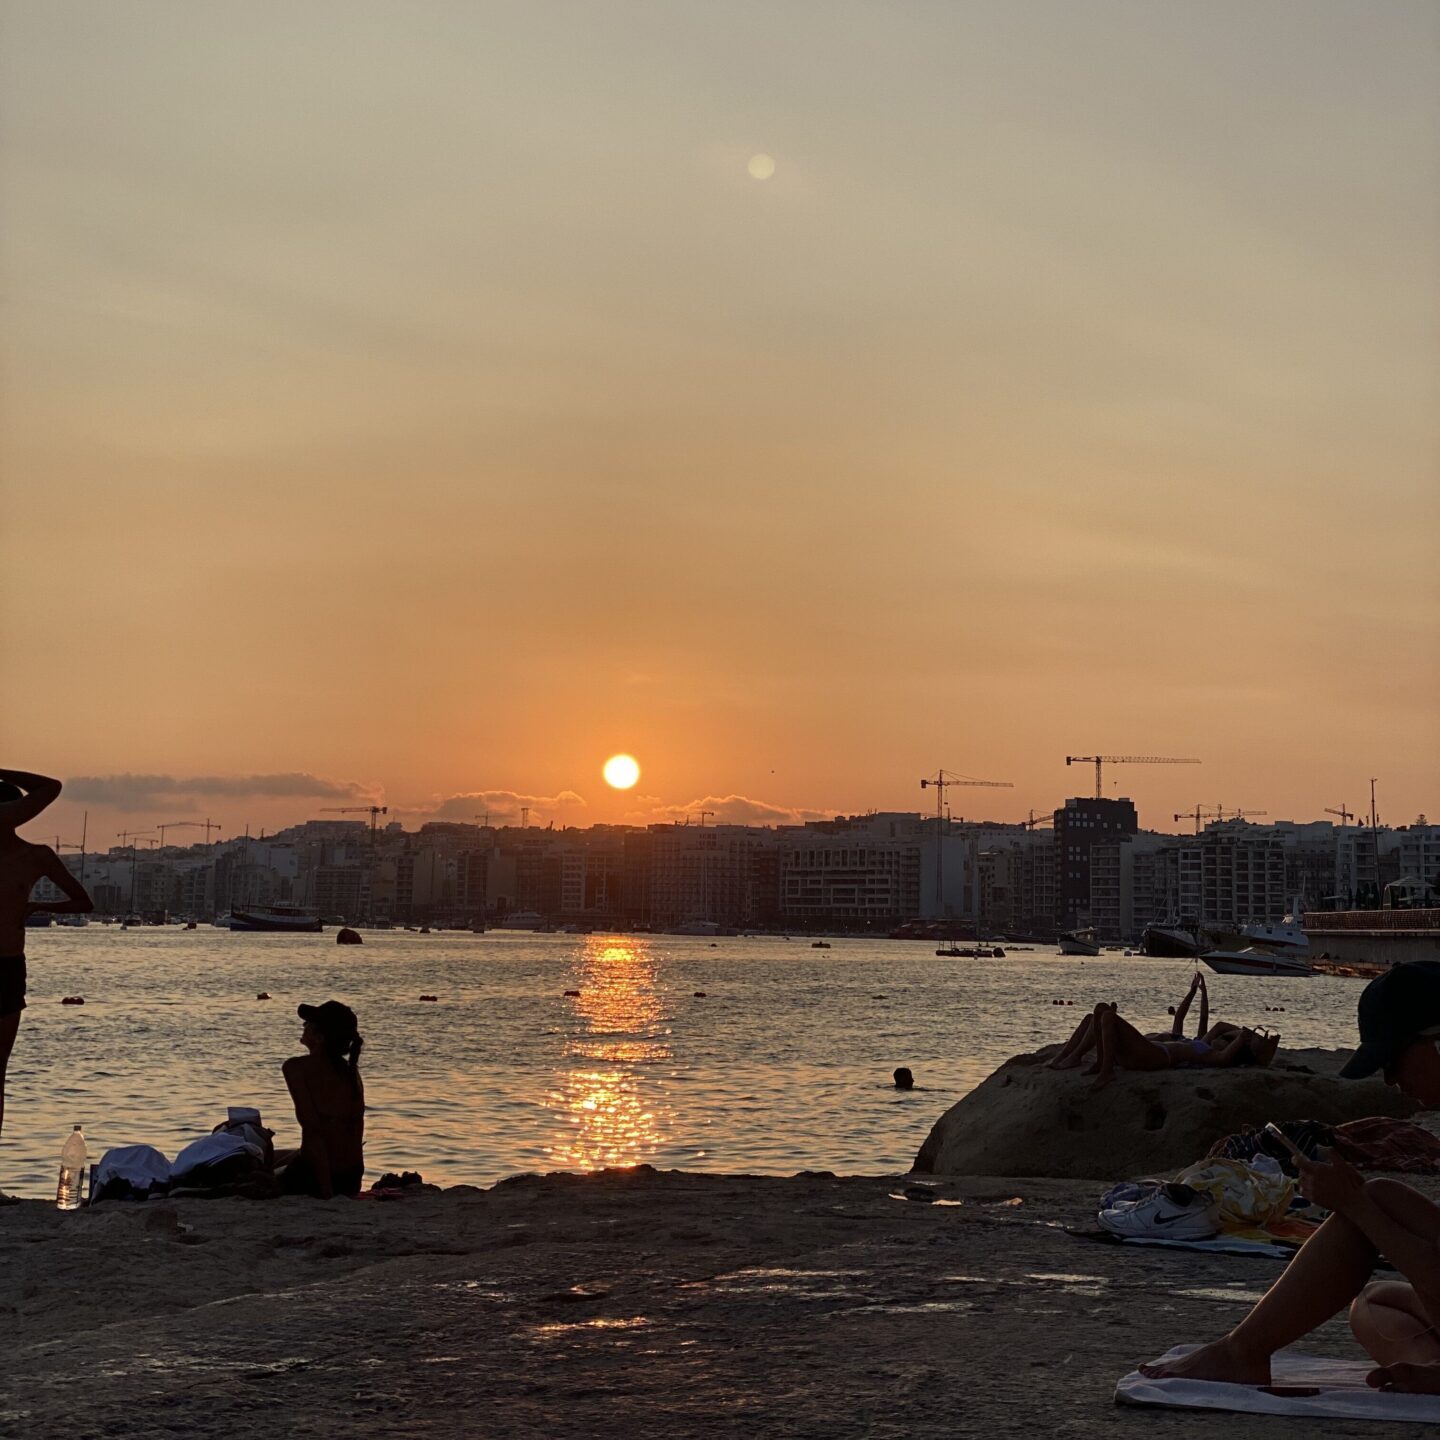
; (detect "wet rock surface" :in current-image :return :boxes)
[914,1046,1418,1180]
[2,1165,1429,1437]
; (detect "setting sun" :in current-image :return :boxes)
[603,754,640,790]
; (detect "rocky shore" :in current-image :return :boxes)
[2,1163,1427,1438]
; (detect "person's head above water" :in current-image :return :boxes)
[1340,960,1440,1104]
[893,1067,914,1090]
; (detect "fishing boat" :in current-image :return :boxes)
[227,906,322,933]
[1058,928,1101,957]
[1201,947,1314,977]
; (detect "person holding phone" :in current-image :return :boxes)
[1141,960,1440,1395]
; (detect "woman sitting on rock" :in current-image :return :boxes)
[1141,961,1440,1395]
[276,1000,366,1198]
[1046,1000,1278,1089]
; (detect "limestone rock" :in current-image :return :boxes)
[912,1047,1421,1180]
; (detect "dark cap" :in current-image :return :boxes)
[1339,961,1440,1079]
[298,1000,359,1043]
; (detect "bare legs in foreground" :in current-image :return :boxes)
[1142,1177,1440,1391]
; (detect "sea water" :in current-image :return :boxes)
[0,928,1365,1197]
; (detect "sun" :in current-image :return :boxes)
[603,754,640,790]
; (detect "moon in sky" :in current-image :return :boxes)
[747,153,776,180]
[603,754,641,790]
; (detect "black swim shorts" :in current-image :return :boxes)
[0,956,26,1018]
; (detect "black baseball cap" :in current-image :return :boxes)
[1339,961,1440,1080]
[297,1000,359,1042]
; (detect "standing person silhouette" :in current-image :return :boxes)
[0,769,94,1200]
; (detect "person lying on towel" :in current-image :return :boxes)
[1141,961,1440,1396]
[1045,999,1278,1088]
[274,1000,366,1199]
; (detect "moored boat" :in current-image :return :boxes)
[1201,947,1313,977]
[228,906,322,933]
[1058,929,1101,957]
[1141,922,1202,957]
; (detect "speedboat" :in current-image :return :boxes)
[1201,947,1314,977]
[1058,929,1101,957]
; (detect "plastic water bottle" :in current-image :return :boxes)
[56,1125,87,1210]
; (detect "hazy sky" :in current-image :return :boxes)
[2,1,1436,841]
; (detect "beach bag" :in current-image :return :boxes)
[1172,1155,1294,1231]
[1207,1119,1332,1175]
[93,1144,172,1202]
[212,1107,275,1169]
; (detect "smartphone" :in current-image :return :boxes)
[1263,1122,1306,1160]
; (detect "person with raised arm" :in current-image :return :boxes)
[0,769,94,1199]
[1140,961,1440,1394]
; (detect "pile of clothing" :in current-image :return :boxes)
[92,1108,275,1202]
[1098,1154,1298,1243]
[1097,1115,1440,1245]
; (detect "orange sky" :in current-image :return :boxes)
[2,1,1436,843]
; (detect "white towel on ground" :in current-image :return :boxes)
[1117,1346,1440,1422]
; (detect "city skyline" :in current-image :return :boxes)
[3,3,1437,847]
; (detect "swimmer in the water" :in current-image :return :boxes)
[893,1067,915,1090]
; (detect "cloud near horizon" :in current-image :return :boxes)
[626,794,835,827]
[64,772,376,812]
[415,789,590,825]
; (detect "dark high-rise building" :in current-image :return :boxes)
[1054,796,1138,927]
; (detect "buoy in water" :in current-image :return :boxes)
[419,994,438,1002]
[336,927,363,945]
[564,989,581,997]
[256,992,271,1001]
[61,996,85,1005]
[693,991,707,998]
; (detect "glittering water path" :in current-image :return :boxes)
[1,929,1364,1196]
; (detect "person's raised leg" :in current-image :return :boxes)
[1090,1010,1168,1090]
[1048,1013,1095,1069]
[1080,1003,1113,1076]
[1141,1202,1384,1382]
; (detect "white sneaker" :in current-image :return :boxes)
[1098,1183,1220,1240]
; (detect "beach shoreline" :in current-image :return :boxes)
[4,1165,1425,1437]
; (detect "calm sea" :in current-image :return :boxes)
[2,928,1368,1198]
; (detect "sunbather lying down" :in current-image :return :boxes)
[1045,1001,1279,1090]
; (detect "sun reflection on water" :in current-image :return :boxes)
[546,937,672,1171]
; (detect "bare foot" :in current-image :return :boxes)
[1368,1363,1440,1394]
[1050,1054,1082,1071]
[1089,1070,1115,1092]
[1140,1337,1271,1385]
[1081,1062,1102,1076]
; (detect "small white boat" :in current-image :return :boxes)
[1059,929,1101,957]
[1202,947,1314,977]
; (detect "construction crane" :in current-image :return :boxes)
[920,770,1013,921]
[1019,809,1054,830]
[694,809,715,827]
[472,812,490,828]
[1066,754,1200,800]
[1325,805,1355,825]
[156,819,221,848]
[1174,804,1268,835]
